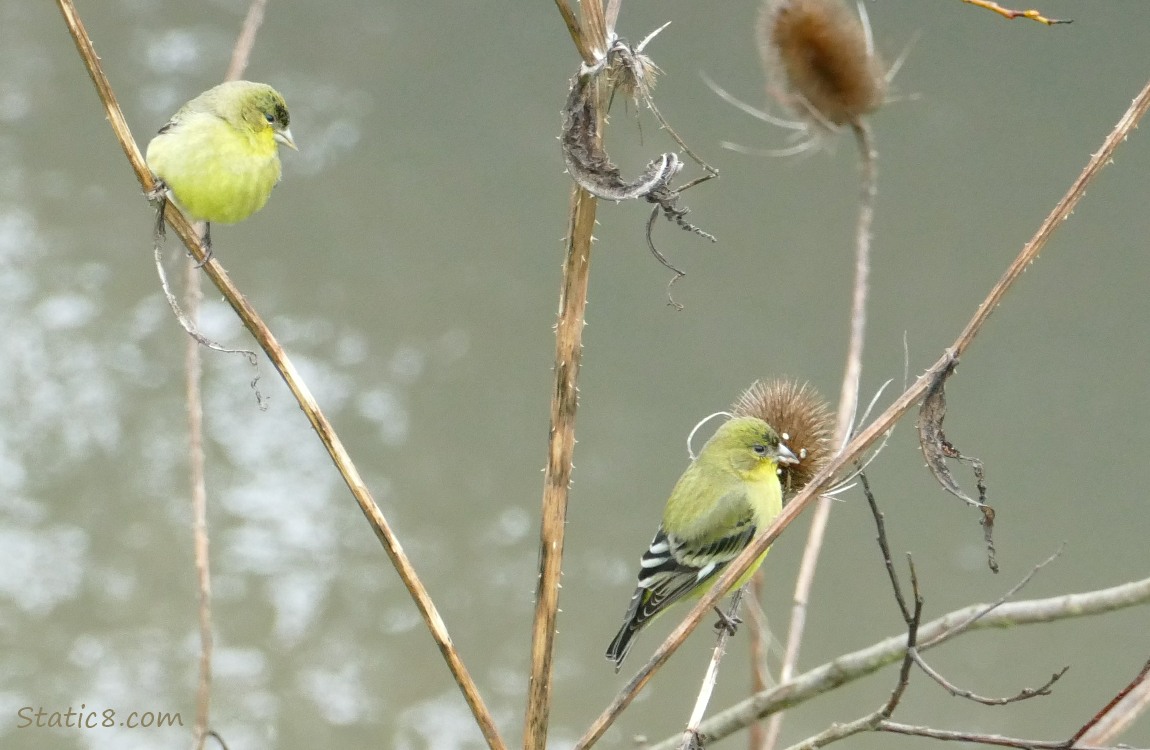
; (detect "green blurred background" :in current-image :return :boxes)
[2,1,1148,748]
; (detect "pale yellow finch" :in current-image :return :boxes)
[146,81,297,261]
[606,416,796,669]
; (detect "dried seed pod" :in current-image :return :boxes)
[758,0,886,129]
[733,379,833,498]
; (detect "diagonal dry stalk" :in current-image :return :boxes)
[54,3,506,749]
[522,4,608,748]
[574,75,1150,750]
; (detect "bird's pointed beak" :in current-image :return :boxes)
[275,127,298,151]
[777,443,799,465]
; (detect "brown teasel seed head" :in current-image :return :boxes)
[757,0,886,128]
[733,379,833,499]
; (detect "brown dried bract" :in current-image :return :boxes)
[918,354,998,572]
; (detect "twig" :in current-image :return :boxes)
[911,653,1067,705]
[523,2,607,748]
[860,472,912,621]
[205,730,230,750]
[959,0,1072,25]
[863,473,921,717]
[574,75,1150,750]
[679,590,746,750]
[152,229,261,375]
[187,242,212,750]
[746,575,771,750]
[642,575,1150,750]
[54,4,507,749]
[1078,673,1150,746]
[878,721,1134,750]
[224,0,266,81]
[772,516,924,750]
[834,122,878,454]
[1071,656,1150,745]
[761,116,879,750]
[920,545,1063,648]
[189,4,268,748]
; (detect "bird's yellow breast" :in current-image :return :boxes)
[739,459,781,485]
[146,113,282,225]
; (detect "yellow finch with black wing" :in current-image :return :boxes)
[146,80,297,262]
[606,416,796,670]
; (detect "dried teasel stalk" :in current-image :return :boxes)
[733,379,833,499]
[758,0,886,130]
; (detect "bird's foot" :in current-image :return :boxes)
[712,606,741,636]
[148,185,168,242]
[194,223,214,267]
[145,180,168,205]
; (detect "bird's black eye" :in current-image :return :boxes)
[752,444,767,456]
[265,112,275,124]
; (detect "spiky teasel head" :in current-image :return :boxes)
[758,0,886,130]
[733,379,833,499]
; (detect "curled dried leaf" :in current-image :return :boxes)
[918,354,998,572]
[559,40,717,307]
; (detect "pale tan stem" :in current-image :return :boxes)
[762,120,877,750]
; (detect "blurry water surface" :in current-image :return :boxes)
[2,1,1149,748]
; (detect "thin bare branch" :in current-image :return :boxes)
[773,543,923,750]
[151,227,261,369]
[912,653,1067,705]
[679,590,746,750]
[643,575,1150,750]
[224,0,267,81]
[1072,656,1150,745]
[879,721,1132,750]
[54,4,507,748]
[746,575,771,750]
[960,0,1072,25]
[187,241,212,750]
[921,544,1063,649]
[860,472,912,622]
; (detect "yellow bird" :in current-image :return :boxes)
[606,416,796,670]
[146,80,297,261]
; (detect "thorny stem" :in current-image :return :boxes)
[524,2,607,749]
